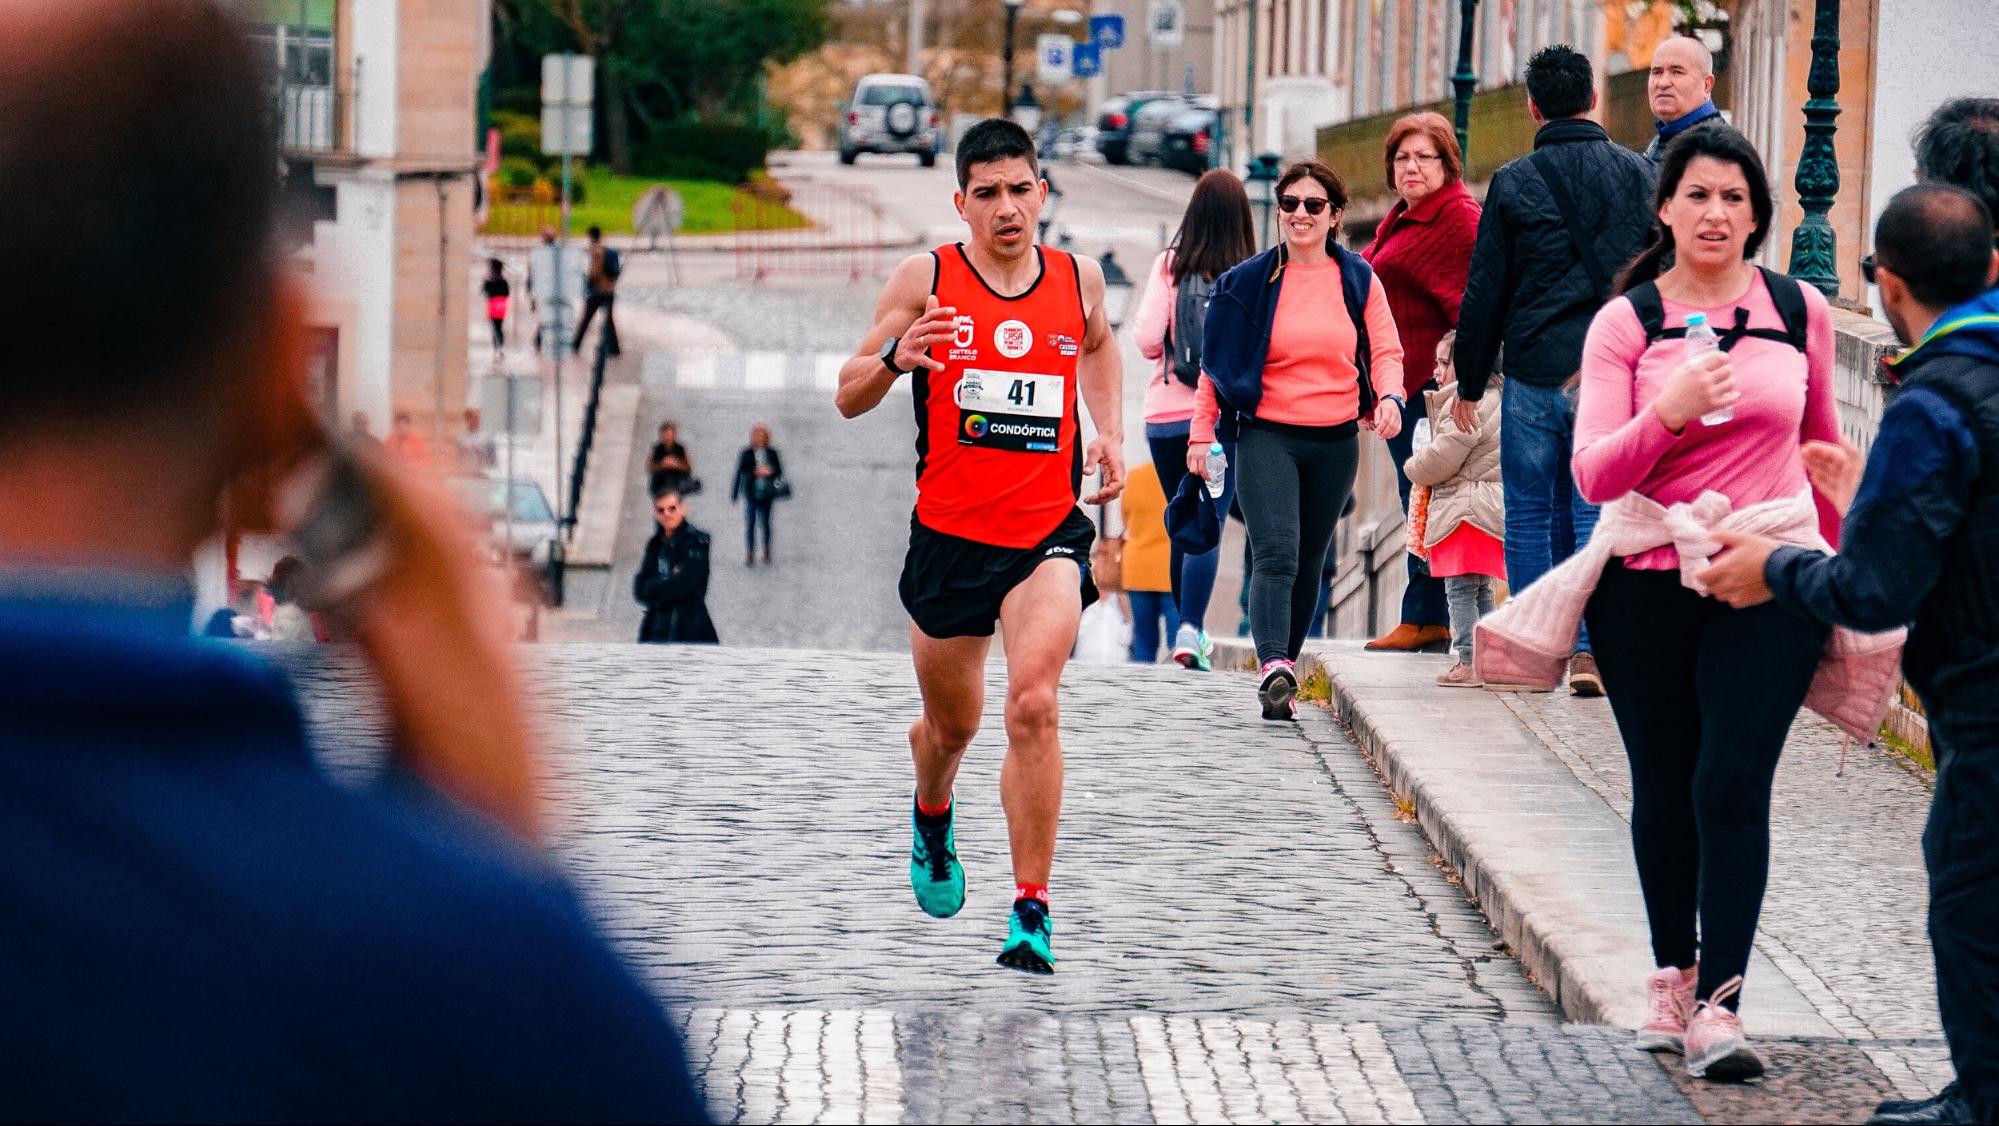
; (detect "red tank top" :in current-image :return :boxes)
[913,244,1086,548]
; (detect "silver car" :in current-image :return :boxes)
[839,74,941,167]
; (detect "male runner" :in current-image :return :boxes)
[836,118,1125,974]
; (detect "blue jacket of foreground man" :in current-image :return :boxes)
[0,577,710,1124]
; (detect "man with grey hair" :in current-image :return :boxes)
[1644,36,1722,160]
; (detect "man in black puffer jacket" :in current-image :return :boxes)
[1451,44,1657,695]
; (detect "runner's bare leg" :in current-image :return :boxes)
[909,629,991,810]
[994,557,1085,885]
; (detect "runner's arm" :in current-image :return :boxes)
[1076,256,1125,504]
[837,254,953,419]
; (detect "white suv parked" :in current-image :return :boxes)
[839,74,940,167]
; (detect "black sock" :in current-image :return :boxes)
[913,794,951,829]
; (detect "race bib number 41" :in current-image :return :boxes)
[955,369,1064,453]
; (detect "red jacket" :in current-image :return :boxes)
[1363,179,1481,399]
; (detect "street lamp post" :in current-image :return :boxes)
[1785,0,1842,296]
[1451,0,1480,162]
[1001,0,1026,116]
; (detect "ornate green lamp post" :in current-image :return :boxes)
[1452,0,1481,161]
[1785,0,1842,296]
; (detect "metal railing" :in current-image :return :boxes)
[275,83,352,155]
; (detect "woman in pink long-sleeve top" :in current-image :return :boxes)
[1572,125,1839,1084]
[1133,171,1258,672]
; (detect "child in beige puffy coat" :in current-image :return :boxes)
[1404,333,1505,686]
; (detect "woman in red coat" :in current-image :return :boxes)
[1362,111,1483,652]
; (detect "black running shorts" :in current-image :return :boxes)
[899,507,1098,640]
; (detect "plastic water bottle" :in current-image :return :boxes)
[1204,442,1228,498]
[1686,313,1730,426]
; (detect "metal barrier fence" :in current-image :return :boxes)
[733,182,885,282]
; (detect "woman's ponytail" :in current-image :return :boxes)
[1614,229,1672,295]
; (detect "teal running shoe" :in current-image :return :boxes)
[1171,624,1214,672]
[996,897,1054,974]
[909,797,965,918]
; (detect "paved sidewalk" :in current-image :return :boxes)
[1211,638,1950,1100]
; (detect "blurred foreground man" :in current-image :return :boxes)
[0,2,705,1120]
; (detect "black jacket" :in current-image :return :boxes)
[731,447,785,504]
[633,523,719,644]
[1456,118,1658,395]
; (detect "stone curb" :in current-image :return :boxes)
[1211,637,1836,1038]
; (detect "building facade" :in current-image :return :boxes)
[251,0,486,440]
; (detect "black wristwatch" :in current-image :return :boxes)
[1383,393,1407,411]
[879,336,912,376]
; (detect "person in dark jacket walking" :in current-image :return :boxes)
[1702,185,1999,1126]
[1452,44,1658,696]
[635,488,719,643]
[731,422,785,567]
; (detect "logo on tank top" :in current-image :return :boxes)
[949,315,978,362]
[1048,332,1079,357]
[994,319,1033,359]
[963,413,990,439]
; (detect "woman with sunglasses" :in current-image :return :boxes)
[1189,159,1406,720]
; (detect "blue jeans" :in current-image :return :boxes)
[1146,424,1236,632]
[1500,380,1598,652]
[1127,590,1181,663]
[1385,391,1450,629]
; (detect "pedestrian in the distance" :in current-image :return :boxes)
[456,407,496,472]
[1133,169,1257,671]
[1699,184,1999,1126]
[731,422,785,567]
[264,557,315,642]
[1533,124,1845,1082]
[483,257,510,350]
[635,488,718,644]
[385,410,433,470]
[649,421,693,498]
[1402,332,1503,686]
[1361,111,1480,655]
[1190,158,1406,722]
[573,225,621,358]
[1452,44,1659,697]
[1118,461,1180,663]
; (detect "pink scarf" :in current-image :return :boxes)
[1474,489,1904,742]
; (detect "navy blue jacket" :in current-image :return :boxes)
[1767,289,1999,736]
[1200,241,1378,441]
[0,578,708,1123]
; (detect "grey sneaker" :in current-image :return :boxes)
[1436,661,1484,688]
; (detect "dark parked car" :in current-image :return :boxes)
[1161,107,1219,175]
[1096,91,1176,165]
[1125,96,1191,165]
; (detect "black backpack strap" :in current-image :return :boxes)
[1531,147,1612,300]
[1759,266,1811,352]
[1337,247,1377,415]
[1628,281,1668,345]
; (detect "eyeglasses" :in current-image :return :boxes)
[1277,194,1331,216]
[1393,152,1443,167]
[1860,254,1878,285]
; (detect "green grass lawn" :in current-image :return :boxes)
[485,168,810,238]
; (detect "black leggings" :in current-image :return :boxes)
[1235,422,1358,664]
[1584,561,1829,1007]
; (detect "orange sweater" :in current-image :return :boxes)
[1191,258,1405,443]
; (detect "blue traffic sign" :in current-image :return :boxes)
[1072,42,1102,78]
[1090,13,1125,50]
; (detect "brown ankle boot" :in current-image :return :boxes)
[1367,622,1444,651]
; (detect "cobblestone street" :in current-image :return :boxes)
[278,645,1929,1123]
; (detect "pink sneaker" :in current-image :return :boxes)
[1257,659,1298,722]
[1684,976,1765,1081]
[1633,964,1696,1053]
